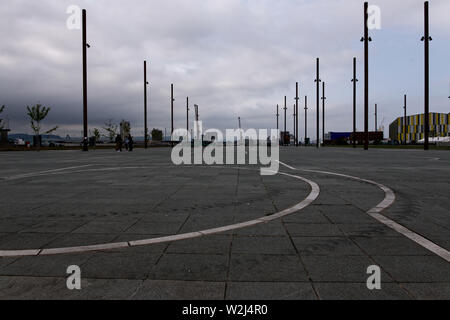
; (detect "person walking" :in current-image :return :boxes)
[115,134,123,152]
[124,136,129,151]
[128,135,134,152]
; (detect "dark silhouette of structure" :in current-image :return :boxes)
[82,9,89,151]
[144,61,149,149]
[322,82,326,145]
[304,96,308,145]
[421,1,432,150]
[315,58,321,148]
[351,57,358,148]
[361,2,372,150]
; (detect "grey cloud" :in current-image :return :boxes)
[0,0,449,139]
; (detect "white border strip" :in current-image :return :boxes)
[278,161,450,263]
[0,170,320,257]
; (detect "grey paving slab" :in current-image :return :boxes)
[0,276,142,300]
[123,221,184,235]
[20,220,88,234]
[0,232,62,250]
[233,221,288,236]
[374,256,450,282]
[0,276,69,300]
[232,236,296,254]
[67,278,143,299]
[337,224,403,238]
[229,254,308,282]
[400,283,450,300]
[226,282,317,300]
[133,280,225,300]
[139,213,190,223]
[80,252,160,280]
[318,205,376,224]
[72,220,139,234]
[284,223,345,237]
[351,236,434,256]
[0,253,92,277]
[302,256,394,283]
[148,253,229,281]
[0,220,40,233]
[281,206,330,224]
[0,257,19,269]
[291,237,365,256]
[314,283,411,300]
[167,235,232,254]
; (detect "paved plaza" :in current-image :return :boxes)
[0,147,449,299]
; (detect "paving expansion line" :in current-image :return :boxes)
[0,167,320,257]
[0,164,96,181]
[278,161,450,263]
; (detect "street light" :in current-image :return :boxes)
[144,61,149,149]
[361,2,373,151]
[81,9,90,152]
[421,1,432,150]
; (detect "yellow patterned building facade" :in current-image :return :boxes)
[389,112,449,143]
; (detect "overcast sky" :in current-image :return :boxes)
[1,0,449,139]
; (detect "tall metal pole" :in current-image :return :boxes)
[284,96,287,145]
[422,1,431,150]
[322,82,326,145]
[144,61,148,149]
[293,104,296,145]
[276,104,279,131]
[295,82,299,146]
[296,104,299,146]
[404,94,407,145]
[171,84,174,147]
[315,58,321,148]
[82,9,88,152]
[186,97,189,132]
[375,104,378,132]
[352,57,358,148]
[194,104,199,140]
[304,96,308,146]
[362,2,371,150]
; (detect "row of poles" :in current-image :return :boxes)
[81,1,433,152]
[276,1,432,150]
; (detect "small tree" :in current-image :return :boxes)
[92,128,101,142]
[103,119,118,142]
[26,104,58,148]
[152,128,163,141]
[120,120,131,138]
[0,105,5,130]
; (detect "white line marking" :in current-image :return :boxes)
[0,168,320,257]
[278,161,450,263]
[0,249,41,257]
[40,242,130,255]
[1,165,95,181]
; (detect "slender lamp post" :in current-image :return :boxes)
[351,57,358,148]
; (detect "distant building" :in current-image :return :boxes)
[325,132,352,142]
[324,131,383,145]
[351,131,384,144]
[280,131,290,145]
[389,112,449,143]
